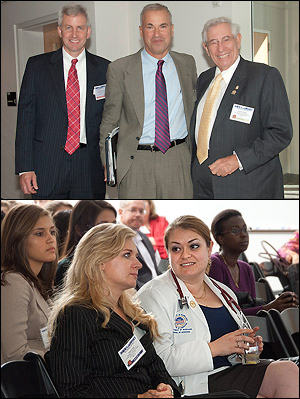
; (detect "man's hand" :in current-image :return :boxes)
[19,172,38,194]
[103,165,107,182]
[209,154,239,177]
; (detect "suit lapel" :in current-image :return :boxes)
[124,50,144,127]
[213,58,247,132]
[171,52,190,107]
[49,48,67,112]
[34,289,50,319]
[85,50,97,121]
[108,310,134,339]
[190,69,215,149]
[138,231,158,269]
[197,69,216,104]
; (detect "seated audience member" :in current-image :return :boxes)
[55,200,117,288]
[209,209,298,315]
[34,200,52,207]
[44,200,73,217]
[48,223,179,398]
[119,200,161,289]
[277,230,299,265]
[141,200,169,273]
[136,215,299,398]
[53,209,72,258]
[142,200,169,260]
[1,204,57,364]
[1,200,19,215]
[1,201,11,215]
[1,210,5,224]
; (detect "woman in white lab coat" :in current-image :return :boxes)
[136,215,299,398]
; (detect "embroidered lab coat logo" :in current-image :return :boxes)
[174,314,192,334]
[175,314,188,329]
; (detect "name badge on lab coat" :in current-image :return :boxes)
[118,334,146,370]
[230,104,254,124]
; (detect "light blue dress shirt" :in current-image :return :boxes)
[140,49,187,144]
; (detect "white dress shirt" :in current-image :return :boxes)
[195,56,240,146]
[140,49,188,144]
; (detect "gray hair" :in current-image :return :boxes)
[202,17,240,44]
[119,200,145,209]
[58,2,91,27]
[140,3,172,26]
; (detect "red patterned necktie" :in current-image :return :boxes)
[155,60,171,153]
[65,59,80,155]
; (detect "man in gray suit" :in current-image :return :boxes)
[100,3,197,199]
[191,17,293,199]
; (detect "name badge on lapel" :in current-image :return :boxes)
[93,84,106,100]
[118,334,146,370]
[230,104,254,124]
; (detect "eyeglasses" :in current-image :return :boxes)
[206,36,235,48]
[124,207,146,215]
[220,227,252,236]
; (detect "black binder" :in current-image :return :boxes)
[105,127,119,187]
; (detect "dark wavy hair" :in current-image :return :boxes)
[62,200,117,259]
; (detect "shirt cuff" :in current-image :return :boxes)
[19,171,34,176]
[233,151,243,170]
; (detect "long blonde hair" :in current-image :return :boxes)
[48,223,159,339]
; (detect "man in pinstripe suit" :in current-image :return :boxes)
[15,3,110,199]
[191,17,293,199]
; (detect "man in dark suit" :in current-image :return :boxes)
[15,3,110,199]
[191,17,293,199]
[119,200,160,290]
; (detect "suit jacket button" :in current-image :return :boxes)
[60,145,64,150]
[130,156,134,159]
[136,137,140,141]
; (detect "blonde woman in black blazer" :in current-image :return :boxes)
[48,223,179,398]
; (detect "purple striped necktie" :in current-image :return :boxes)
[155,60,171,153]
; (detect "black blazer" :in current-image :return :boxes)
[136,231,161,290]
[15,48,110,198]
[49,305,180,398]
[190,57,293,199]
